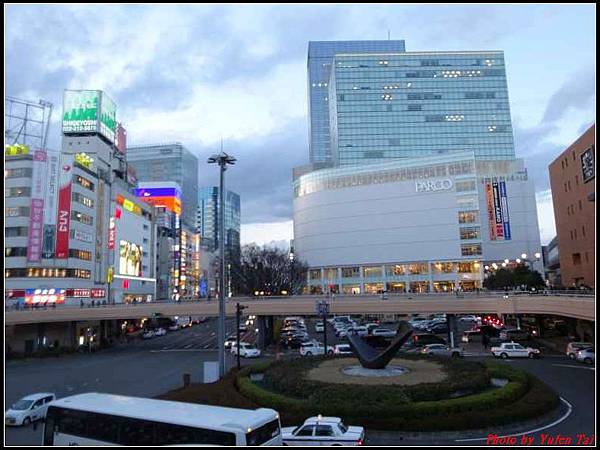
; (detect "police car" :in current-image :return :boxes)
[282,416,364,446]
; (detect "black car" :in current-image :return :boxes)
[410,333,446,347]
[280,336,309,349]
[427,323,449,334]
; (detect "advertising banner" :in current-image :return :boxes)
[119,240,142,276]
[55,153,74,258]
[25,289,66,305]
[99,93,117,143]
[492,181,504,240]
[27,150,48,262]
[62,90,100,134]
[485,182,496,240]
[108,217,116,249]
[499,181,512,241]
[42,151,60,258]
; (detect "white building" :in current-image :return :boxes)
[293,152,543,294]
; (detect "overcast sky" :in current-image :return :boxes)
[5,4,596,246]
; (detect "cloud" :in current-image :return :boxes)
[241,221,293,247]
[542,66,596,123]
[535,190,556,245]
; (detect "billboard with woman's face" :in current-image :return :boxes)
[119,240,142,277]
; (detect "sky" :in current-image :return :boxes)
[5,4,596,247]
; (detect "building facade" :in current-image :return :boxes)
[308,40,406,164]
[328,51,515,167]
[542,236,561,288]
[126,143,199,229]
[197,186,241,258]
[293,152,542,294]
[549,125,595,288]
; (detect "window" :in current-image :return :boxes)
[458,262,479,273]
[69,249,92,261]
[5,167,32,178]
[5,187,31,198]
[461,244,482,256]
[575,175,579,185]
[458,211,479,224]
[363,266,382,277]
[408,263,429,274]
[71,210,93,226]
[74,175,95,191]
[342,267,360,278]
[246,419,280,445]
[572,253,582,266]
[309,269,321,280]
[433,262,455,273]
[323,268,337,279]
[72,192,94,208]
[5,206,30,217]
[315,425,334,437]
[296,425,314,436]
[579,200,582,210]
[5,227,29,237]
[582,226,585,237]
[385,264,406,276]
[5,247,28,257]
[455,180,477,192]
[460,227,480,240]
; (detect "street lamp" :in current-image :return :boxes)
[516,258,522,264]
[207,150,236,379]
[534,252,541,260]
[289,251,295,296]
[521,253,527,260]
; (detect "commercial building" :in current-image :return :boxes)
[197,186,241,259]
[328,51,515,166]
[549,125,595,288]
[308,40,406,164]
[126,143,199,229]
[294,44,543,292]
[294,152,542,294]
[542,236,561,288]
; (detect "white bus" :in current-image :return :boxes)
[43,393,282,446]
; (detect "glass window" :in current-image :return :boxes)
[460,227,481,240]
[296,425,315,436]
[455,180,477,192]
[323,268,338,280]
[315,425,334,437]
[458,211,479,224]
[363,266,382,277]
[432,262,455,273]
[5,206,30,217]
[341,267,360,278]
[5,167,32,178]
[5,187,31,197]
[461,244,482,256]
[5,227,29,237]
[309,269,321,280]
[385,264,406,276]
[458,262,479,273]
[246,419,280,445]
[74,175,95,191]
[408,263,429,274]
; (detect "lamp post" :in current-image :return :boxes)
[208,151,236,378]
[289,251,295,296]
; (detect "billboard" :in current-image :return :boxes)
[42,151,60,258]
[119,240,142,276]
[135,186,182,214]
[485,180,512,241]
[27,149,47,262]
[581,146,595,183]
[55,153,74,258]
[62,90,117,143]
[25,289,66,305]
[115,123,127,155]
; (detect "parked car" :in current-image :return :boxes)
[282,416,365,446]
[142,330,155,339]
[426,322,449,334]
[365,323,380,334]
[238,323,248,332]
[224,337,237,349]
[153,328,167,337]
[491,342,541,359]
[334,344,354,356]
[349,326,369,337]
[371,328,397,338]
[410,333,447,347]
[566,342,594,360]
[314,322,324,333]
[5,393,56,426]
[299,341,334,356]
[576,347,595,365]
[231,342,261,358]
[421,344,463,358]
[168,323,179,332]
[408,317,428,328]
[281,335,310,349]
[499,329,531,342]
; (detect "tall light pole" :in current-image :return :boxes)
[208,151,236,378]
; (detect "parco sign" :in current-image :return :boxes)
[415,179,453,193]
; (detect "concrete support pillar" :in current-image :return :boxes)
[68,321,78,349]
[36,323,46,351]
[257,316,272,350]
[446,314,459,348]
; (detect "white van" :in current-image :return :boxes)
[6,393,56,426]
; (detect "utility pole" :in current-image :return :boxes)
[208,150,236,378]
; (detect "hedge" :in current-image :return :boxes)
[235,359,559,431]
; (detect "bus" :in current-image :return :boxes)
[43,393,282,446]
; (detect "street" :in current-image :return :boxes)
[4,317,595,446]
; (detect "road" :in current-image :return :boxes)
[4,316,595,446]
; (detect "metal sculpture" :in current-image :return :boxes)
[347,322,413,369]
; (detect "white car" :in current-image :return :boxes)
[300,342,334,356]
[459,315,479,323]
[168,324,179,331]
[5,393,56,426]
[349,326,368,336]
[238,323,248,332]
[371,328,397,338]
[576,347,594,365]
[334,344,354,356]
[231,342,261,358]
[282,416,365,446]
[314,322,324,333]
[224,338,237,349]
[142,330,155,339]
[421,344,463,358]
[154,328,167,337]
[491,342,541,359]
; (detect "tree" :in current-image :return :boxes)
[229,244,308,296]
[483,266,546,290]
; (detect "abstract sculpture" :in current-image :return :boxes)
[347,322,413,369]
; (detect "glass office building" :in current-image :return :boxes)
[328,51,516,166]
[126,143,198,229]
[308,40,406,164]
[197,187,241,258]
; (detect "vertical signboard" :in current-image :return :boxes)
[492,181,504,240]
[42,151,60,258]
[55,153,74,258]
[108,217,116,249]
[27,149,48,262]
[115,123,127,155]
[485,182,496,240]
[62,90,100,134]
[95,179,105,282]
[581,146,595,183]
[499,181,511,240]
[99,93,117,143]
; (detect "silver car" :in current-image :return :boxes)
[576,347,594,365]
[421,344,464,358]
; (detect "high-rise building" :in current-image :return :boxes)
[197,187,241,258]
[549,124,595,288]
[126,143,199,229]
[308,40,406,164]
[328,51,515,166]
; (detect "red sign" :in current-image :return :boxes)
[122,279,129,289]
[91,289,106,298]
[108,217,116,249]
[55,154,74,258]
[115,123,127,155]
[66,288,106,298]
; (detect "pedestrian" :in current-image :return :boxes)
[482,334,489,350]
[80,299,84,308]
[91,300,95,308]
